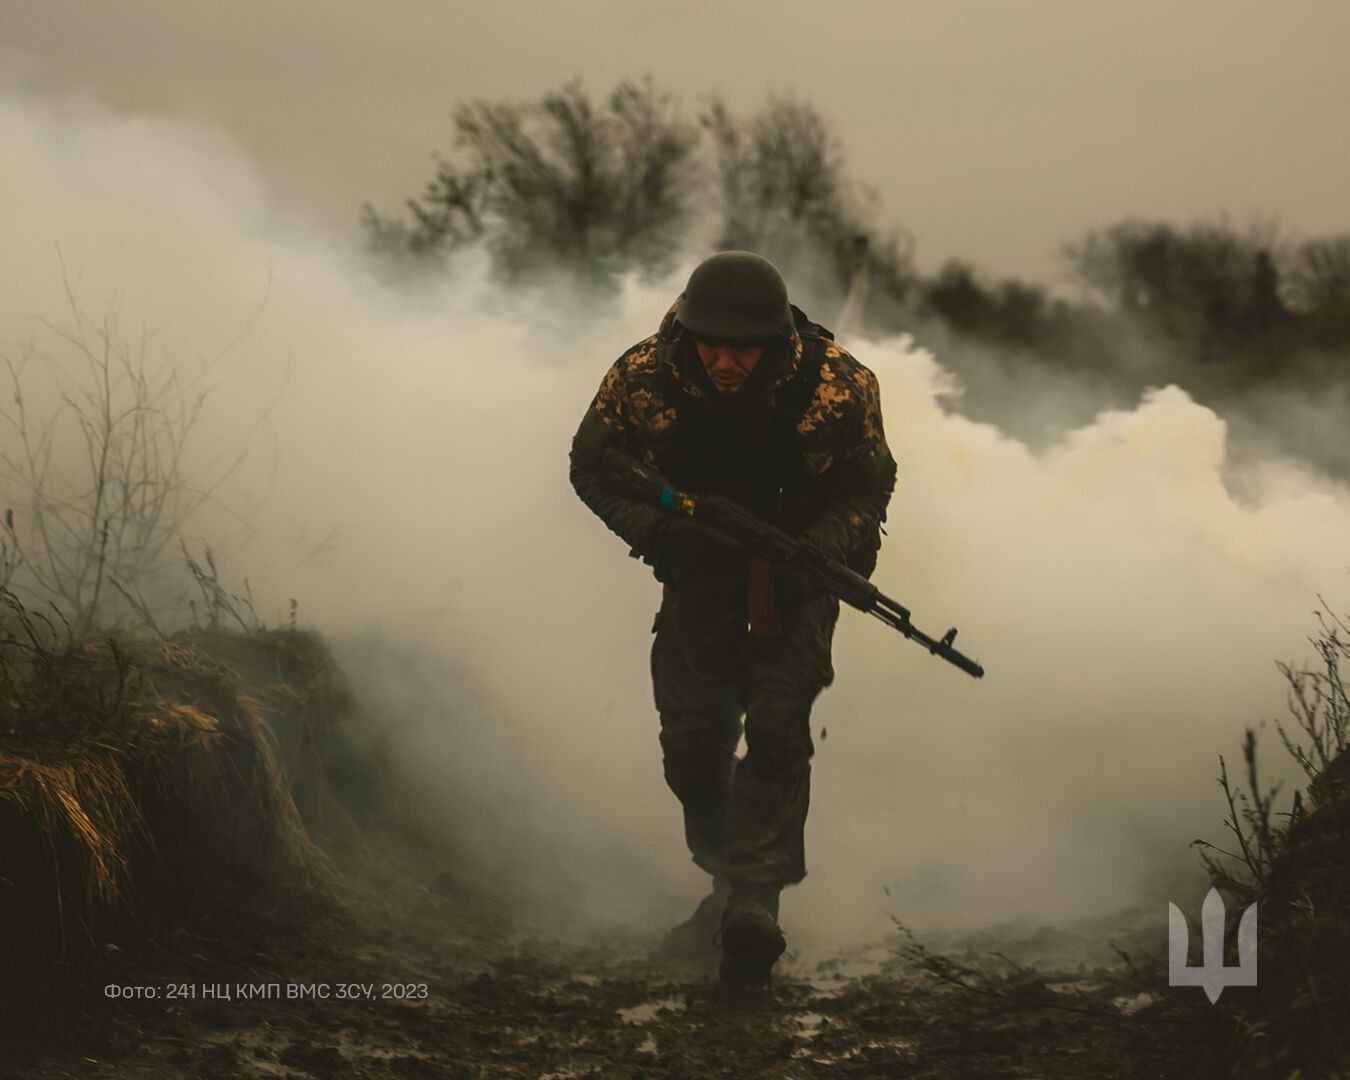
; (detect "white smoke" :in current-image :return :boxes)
[4,88,1349,948]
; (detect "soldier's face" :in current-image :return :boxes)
[695,339,764,395]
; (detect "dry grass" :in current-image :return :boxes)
[180,624,377,832]
[0,588,331,954]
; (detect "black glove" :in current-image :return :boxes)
[773,529,846,605]
[649,517,743,584]
[800,522,850,566]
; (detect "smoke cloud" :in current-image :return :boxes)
[5,89,1349,951]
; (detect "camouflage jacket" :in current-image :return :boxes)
[569,297,897,578]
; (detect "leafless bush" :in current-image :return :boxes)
[1276,604,1350,794]
[1193,728,1284,894]
[0,267,247,631]
[1194,603,1350,893]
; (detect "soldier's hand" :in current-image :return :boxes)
[776,530,846,603]
[650,517,743,583]
[800,524,850,565]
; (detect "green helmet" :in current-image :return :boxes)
[676,251,793,341]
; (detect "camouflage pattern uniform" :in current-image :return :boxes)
[569,297,896,891]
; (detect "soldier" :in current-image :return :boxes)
[569,252,896,987]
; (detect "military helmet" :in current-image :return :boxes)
[676,251,793,341]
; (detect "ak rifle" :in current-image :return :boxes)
[601,449,986,679]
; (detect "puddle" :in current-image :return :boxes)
[1112,990,1159,1015]
[803,941,897,988]
[617,996,686,1025]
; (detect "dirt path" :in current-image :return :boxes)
[4,837,1208,1079]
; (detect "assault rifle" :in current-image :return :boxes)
[600,448,985,679]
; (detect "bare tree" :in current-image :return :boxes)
[363,77,701,281]
[1287,235,1350,323]
[701,96,845,252]
[701,96,916,327]
[366,80,923,327]
[1065,219,1287,325]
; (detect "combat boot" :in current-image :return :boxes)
[717,883,785,988]
[660,876,732,957]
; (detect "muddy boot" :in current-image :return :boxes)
[717,883,785,988]
[661,876,732,957]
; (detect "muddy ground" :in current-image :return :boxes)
[3,825,1226,1080]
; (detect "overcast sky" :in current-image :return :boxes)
[3,0,1347,282]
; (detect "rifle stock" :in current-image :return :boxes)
[600,448,985,679]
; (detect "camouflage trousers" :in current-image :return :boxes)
[650,574,839,888]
